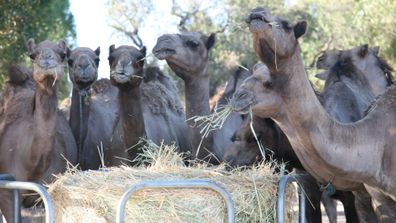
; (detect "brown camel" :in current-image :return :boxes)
[68,46,118,170]
[231,7,396,220]
[105,45,191,166]
[153,31,244,163]
[0,39,77,222]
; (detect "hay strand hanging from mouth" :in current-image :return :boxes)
[48,142,294,223]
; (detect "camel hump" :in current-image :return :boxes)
[7,64,31,84]
[91,78,113,95]
[144,66,162,82]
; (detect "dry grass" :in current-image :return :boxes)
[48,142,295,223]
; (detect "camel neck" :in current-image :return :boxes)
[31,82,58,177]
[273,50,367,190]
[184,75,210,119]
[70,87,90,166]
[181,66,215,161]
[117,86,145,154]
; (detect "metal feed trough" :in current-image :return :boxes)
[116,179,236,223]
[0,174,54,223]
[277,175,307,223]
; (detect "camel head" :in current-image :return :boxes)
[108,45,146,87]
[315,45,393,94]
[67,47,100,90]
[223,117,263,167]
[152,31,215,80]
[27,39,67,89]
[246,7,307,71]
[231,63,283,118]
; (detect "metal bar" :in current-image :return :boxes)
[0,174,21,223]
[13,189,21,223]
[116,179,235,223]
[0,181,54,223]
[276,175,306,223]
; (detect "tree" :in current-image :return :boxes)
[107,0,396,94]
[0,0,76,99]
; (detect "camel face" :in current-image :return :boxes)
[246,7,307,71]
[27,39,67,86]
[68,47,100,90]
[231,63,282,118]
[315,45,393,95]
[153,32,215,79]
[316,49,341,70]
[108,45,146,86]
[223,121,261,167]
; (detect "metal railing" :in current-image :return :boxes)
[0,174,54,223]
[277,175,306,223]
[116,179,235,223]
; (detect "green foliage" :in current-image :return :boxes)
[0,0,75,99]
[107,0,396,93]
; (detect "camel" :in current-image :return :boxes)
[153,31,245,163]
[224,115,360,223]
[231,7,396,220]
[105,45,191,166]
[316,45,393,97]
[315,45,395,222]
[0,39,77,222]
[67,46,118,170]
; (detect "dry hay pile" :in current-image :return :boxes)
[48,143,295,223]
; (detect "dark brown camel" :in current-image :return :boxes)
[231,8,396,221]
[223,114,359,223]
[153,31,244,163]
[0,39,77,222]
[105,45,191,166]
[68,46,118,170]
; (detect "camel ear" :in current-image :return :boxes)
[94,47,100,56]
[293,21,307,39]
[206,33,216,50]
[358,44,369,58]
[108,45,116,65]
[58,39,67,54]
[27,38,36,55]
[315,71,328,80]
[140,46,147,57]
[109,44,116,55]
[372,46,380,56]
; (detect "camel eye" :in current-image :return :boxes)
[247,137,256,144]
[186,40,199,48]
[281,21,292,31]
[68,59,74,66]
[231,133,240,142]
[263,80,273,89]
[29,53,36,60]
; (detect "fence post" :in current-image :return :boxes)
[116,179,235,223]
[276,175,306,223]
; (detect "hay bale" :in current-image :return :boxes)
[48,143,294,223]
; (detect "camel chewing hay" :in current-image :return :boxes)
[48,143,295,223]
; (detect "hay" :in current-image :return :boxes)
[48,143,295,223]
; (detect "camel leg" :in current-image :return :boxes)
[352,189,379,223]
[296,174,322,223]
[0,189,21,223]
[330,191,359,223]
[365,185,396,223]
[321,194,337,223]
